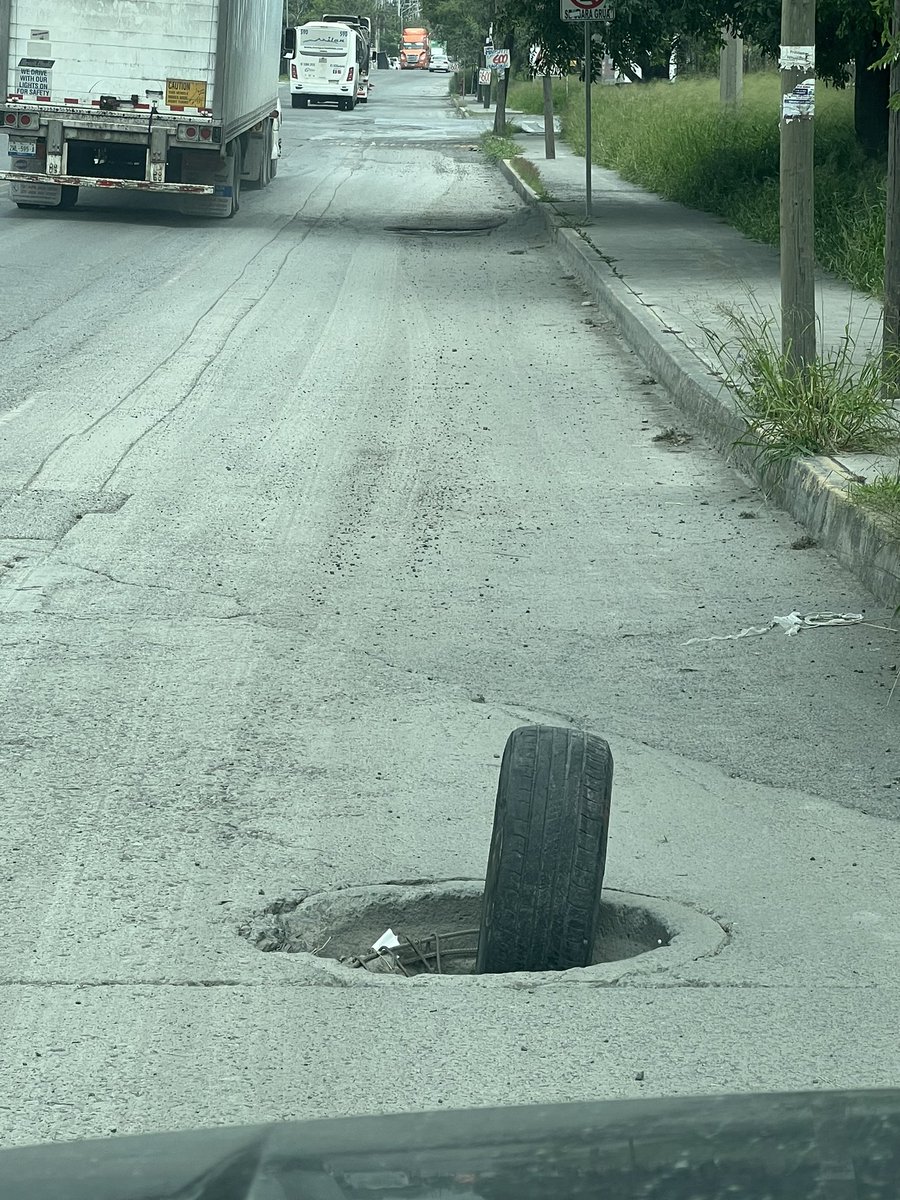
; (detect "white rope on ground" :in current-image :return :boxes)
[683,611,865,645]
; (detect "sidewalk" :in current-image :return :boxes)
[455,94,900,607]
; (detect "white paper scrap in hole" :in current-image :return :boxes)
[372,928,401,952]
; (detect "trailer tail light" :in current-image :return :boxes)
[199,127,212,140]
[3,113,15,125]
[18,113,32,126]
[346,66,355,81]
[178,123,199,141]
[291,63,298,79]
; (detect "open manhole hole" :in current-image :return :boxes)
[240,880,727,986]
[384,216,506,236]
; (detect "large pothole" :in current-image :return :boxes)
[240,881,727,987]
[384,216,506,236]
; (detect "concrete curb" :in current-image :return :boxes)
[498,157,900,609]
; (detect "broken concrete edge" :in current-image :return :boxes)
[498,157,900,610]
[240,881,727,989]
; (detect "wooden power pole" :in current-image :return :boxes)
[543,75,556,159]
[779,0,816,372]
[883,0,900,386]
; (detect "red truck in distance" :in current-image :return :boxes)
[399,28,430,69]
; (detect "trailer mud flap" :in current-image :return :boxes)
[178,148,238,218]
[7,159,62,206]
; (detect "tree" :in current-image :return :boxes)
[420,0,492,68]
[490,0,723,81]
[286,0,401,51]
[726,0,890,152]
[484,0,891,151]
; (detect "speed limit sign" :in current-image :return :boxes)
[560,0,613,19]
[485,47,510,69]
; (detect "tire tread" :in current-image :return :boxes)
[475,725,612,974]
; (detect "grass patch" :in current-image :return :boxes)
[851,472,900,535]
[711,307,900,469]
[506,77,574,115]
[511,156,553,199]
[480,132,524,161]
[561,74,886,296]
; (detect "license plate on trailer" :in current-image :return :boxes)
[7,138,37,157]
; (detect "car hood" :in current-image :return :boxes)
[1,1089,899,1199]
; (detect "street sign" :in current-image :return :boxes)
[485,48,510,69]
[478,67,492,85]
[560,0,613,20]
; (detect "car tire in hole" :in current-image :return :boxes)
[475,725,613,975]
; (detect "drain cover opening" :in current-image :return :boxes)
[244,882,671,977]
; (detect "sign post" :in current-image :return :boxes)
[561,0,613,221]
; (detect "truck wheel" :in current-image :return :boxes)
[58,186,79,210]
[475,725,613,975]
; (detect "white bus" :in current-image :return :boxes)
[288,21,366,111]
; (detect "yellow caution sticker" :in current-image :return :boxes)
[165,78,207,108]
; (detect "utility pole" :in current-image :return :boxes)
[884,0,900,388]
[719,27,743,107]
[779,0,816,372]
[543,74,556,159]
[584,22,592,219]
[493,62,508,133]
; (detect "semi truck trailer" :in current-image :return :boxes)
[0,0,283,217]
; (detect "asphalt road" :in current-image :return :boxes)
[1,70,899,1147]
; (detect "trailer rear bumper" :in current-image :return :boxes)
[0,172,214,194]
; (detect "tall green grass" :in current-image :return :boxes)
[512,74,885,296]
[507,77,575,114]
[710,306,899,468]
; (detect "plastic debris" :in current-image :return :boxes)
[372,928,401,952]
[683,611,864,645]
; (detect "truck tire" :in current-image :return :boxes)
[475,725,613,975]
